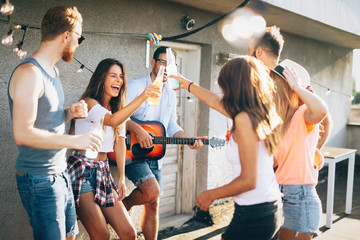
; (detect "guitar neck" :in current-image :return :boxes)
[153,137,209,145]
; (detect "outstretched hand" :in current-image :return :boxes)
[141,84,162,99]
[70,100,88,118]
[168,74,192,91]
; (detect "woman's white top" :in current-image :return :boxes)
[74,104,126,153]
[226,135,281,205]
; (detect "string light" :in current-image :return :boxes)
[0,3,356,100]
[326,88,331,96]
[1,28,13,45]
[350,95,355,101]
[0,0,14,16]
[77,64,85,73]
[17,48,26,59]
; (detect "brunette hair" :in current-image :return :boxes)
[218,56,282,155]
[255,26,284,58]
[41,5,83,42]
[70,58,127,137]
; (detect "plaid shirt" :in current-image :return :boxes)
[67,151,118,208]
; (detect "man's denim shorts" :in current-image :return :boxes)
[16,170,78,239]
[125,160,162,191]
[280,184,322,234]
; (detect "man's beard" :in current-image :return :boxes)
[62,45,75,62]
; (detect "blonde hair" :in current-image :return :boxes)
[218,56,282,155]
[270,70,299,136]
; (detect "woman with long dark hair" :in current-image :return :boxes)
[67,58,160,239]
[171,56,283,239]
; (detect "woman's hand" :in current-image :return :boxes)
[195,190,214,211]
[283,67,302,91]
[141,84,161,100]
[168,74,192,90]
[117,179,127,201]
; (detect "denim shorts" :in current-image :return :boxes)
[280,184,322,233]
[125,160,162,191]
[222,200,283,240]
[16,170,78,239]
[80,167,97,194]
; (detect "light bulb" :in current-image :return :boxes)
[187,96,194,103]
[326,89,331,96]
[0,0,14,15]
[350,95,354,101]
[77,65,84,73]
[2,29,13,46]
[17,49,27,59]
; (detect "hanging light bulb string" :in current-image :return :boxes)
[73,57,93,73]
[311,80,354,100]
[0,2,356,100]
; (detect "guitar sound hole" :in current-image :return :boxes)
[132,143,154,157]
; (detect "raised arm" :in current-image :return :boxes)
[9,64,101,151]
[170,74,230,118]
[97,84,160,128]
[283,67,328,125]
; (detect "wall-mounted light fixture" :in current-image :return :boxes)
[216,53,239,65]
[181,15,195,31]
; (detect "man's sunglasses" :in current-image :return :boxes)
[73,31,85,45]
[156,59,167,65]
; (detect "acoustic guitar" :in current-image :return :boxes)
[108,118,225,164]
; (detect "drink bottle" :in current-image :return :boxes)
[166,48,179,89]
[149,65,164,105]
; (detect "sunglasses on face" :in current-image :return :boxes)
[73,31,85,45]
[156,59,167,66]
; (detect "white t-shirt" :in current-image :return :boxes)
[226,135,281,205]
[74,104,126,153]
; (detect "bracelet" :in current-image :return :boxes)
[188,82,194,93]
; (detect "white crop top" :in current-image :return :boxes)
[226,135,281,206]
[74,104,126,153]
